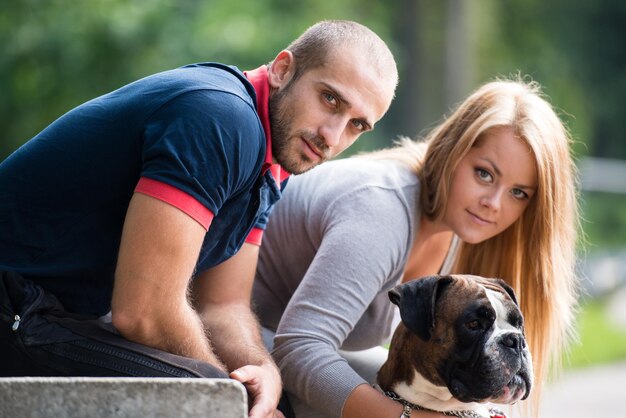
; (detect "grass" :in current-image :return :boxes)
[564,295,626,369]
[566,191,626,368]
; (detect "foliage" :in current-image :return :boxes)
[565,296,626,369]
[580,192,626,249]
[2,1,625,161]
[478,0,626,160]
[2,2,626,246]
[0,0,396,159]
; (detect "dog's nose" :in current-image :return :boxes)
[500,332,525,352]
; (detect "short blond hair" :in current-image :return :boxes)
[283,20,398,92]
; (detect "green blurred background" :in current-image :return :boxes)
[2,0,626,370]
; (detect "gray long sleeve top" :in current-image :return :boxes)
[253,157,425,418]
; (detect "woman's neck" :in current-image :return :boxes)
[402,215,453,282]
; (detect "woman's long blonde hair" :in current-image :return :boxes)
[364,78,580,412]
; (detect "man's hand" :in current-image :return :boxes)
[230,361,284,418]
[193,244,284,417]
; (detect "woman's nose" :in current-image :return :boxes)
[480,190,503,211]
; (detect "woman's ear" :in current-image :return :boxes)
[268,50,296,89]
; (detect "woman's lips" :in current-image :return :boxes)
[467,210,493,226]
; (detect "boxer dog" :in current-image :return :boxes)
[377,274,533,417]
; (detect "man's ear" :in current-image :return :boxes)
[388,275,453,341]
[268,50,296,89]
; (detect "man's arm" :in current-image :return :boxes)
[110,192,225,370]
[192,242,282,418]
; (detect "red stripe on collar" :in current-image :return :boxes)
[244,66,290,185]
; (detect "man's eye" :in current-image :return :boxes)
[322,92,337,105]
[351,120,364,131]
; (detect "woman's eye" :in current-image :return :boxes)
[475,168,492,182]
[511,188,529,200]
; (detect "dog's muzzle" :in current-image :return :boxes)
[447,333,533,404]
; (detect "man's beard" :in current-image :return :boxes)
[268,84,330,175]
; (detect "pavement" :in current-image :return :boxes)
[512,284,626,418]
[537,360,626,418]
[0,377,248,418]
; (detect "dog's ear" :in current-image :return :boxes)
[388,275,453,341]
[491,278,519,306]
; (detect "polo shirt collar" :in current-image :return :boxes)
[244,65,290,184]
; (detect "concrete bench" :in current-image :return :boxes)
[0,377,247,418]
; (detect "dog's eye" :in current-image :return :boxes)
[466,320,481,330]
[507,311,524,329]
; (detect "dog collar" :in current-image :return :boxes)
[379,387,507,418]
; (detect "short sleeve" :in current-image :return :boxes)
[140,89,265,218]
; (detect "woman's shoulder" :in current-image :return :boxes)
[294,156,420,193]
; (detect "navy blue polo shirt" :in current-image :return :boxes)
[0,63,289,316]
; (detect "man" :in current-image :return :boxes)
[0,20,397,418]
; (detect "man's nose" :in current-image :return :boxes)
[318,116,345,149]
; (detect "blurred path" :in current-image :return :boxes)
[538,360,626,418]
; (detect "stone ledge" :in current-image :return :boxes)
[0,377,247,418]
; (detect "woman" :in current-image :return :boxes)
[254,78,579,418]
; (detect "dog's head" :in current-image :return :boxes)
[378,274,533,411]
